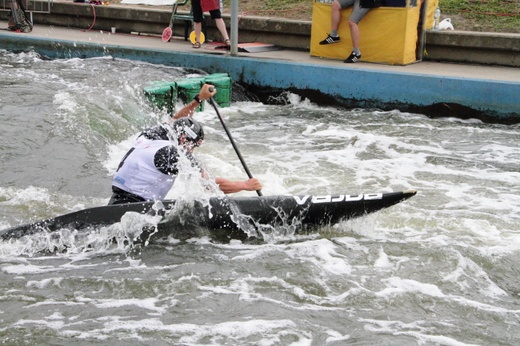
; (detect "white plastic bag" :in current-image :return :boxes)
[439,18,455,30]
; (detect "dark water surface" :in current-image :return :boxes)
[1,50,519,345]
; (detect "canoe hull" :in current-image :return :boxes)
[1,190,416,241]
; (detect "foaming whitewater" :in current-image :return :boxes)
[1,50,519,345]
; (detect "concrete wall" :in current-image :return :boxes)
[1,32,519,124]
[425,31,520,67]
[26,2,520,67]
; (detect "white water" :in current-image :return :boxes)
[1,50,519,345]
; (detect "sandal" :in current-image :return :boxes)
[192,41,201,49]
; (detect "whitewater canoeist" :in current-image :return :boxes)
[108,83,262,205]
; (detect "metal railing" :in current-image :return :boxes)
[1,0,52,14]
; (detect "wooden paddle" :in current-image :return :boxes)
[207,90,262,196]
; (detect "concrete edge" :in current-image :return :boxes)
[1,32,519,124]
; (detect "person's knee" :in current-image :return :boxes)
[331,0,342,11]
[348,19,358,28]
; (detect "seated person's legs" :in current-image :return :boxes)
[344,1,370,63]
[319,0,355,45]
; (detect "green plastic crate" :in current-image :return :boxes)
[204,73,232,108]
[143,73,233,115]
[143,82,177,114]
[176,77,205,112]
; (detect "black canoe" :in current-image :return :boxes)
[1,190,416,242]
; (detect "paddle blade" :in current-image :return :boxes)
[162,27,172,42]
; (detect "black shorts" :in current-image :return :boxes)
[192,0,222,22]
[108,186,146,205]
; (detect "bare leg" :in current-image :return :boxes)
[331,0,342,32]
[344,19,362,62]
[319,0,342,44]
[194,22,202,42]
[348,20,360,50]
[214,18,229,42]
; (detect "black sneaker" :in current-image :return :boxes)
[344,51,361,63]
[319,35,340,45]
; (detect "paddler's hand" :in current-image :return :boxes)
[243,178,262,192]
[215,177,262,194]
[199,83,216,102]
[171,83,217,120]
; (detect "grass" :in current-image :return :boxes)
[222,0,519,33]
[441,0,520,33]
